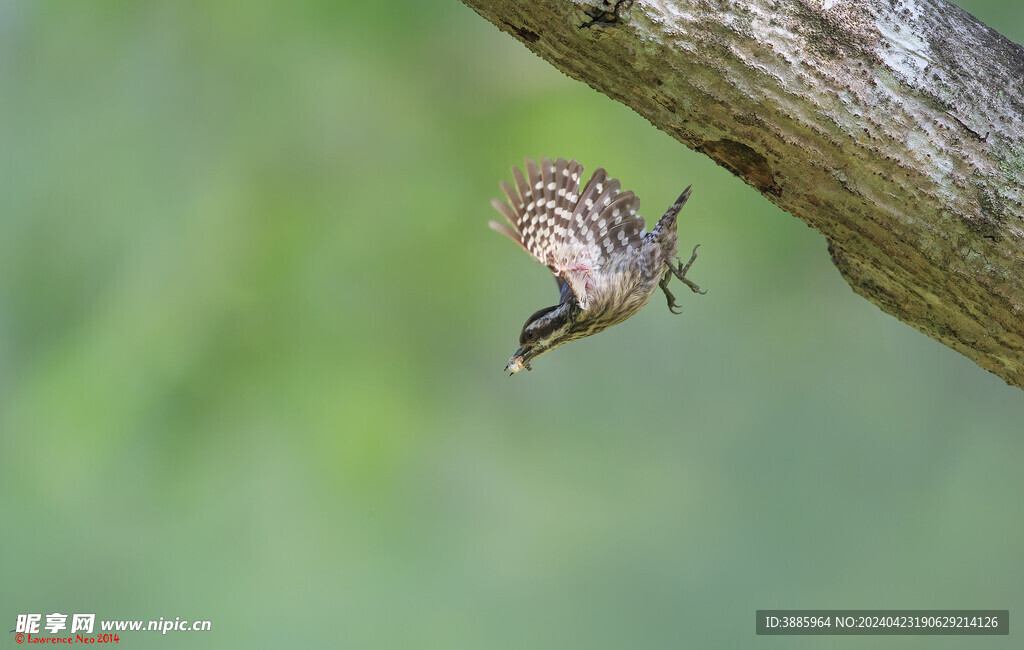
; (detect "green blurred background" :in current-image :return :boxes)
[2,1,1022,647]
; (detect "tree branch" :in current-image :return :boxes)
[461,0,1024,390]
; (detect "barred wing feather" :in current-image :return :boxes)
[490,156,647,309]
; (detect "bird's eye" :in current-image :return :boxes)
[520,305,561,345]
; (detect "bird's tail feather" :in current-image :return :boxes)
[649,185,691,240]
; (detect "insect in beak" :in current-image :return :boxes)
[505,352,533,375]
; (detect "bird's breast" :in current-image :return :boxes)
[578,260,659,332]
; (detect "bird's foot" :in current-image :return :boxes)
[659,271,683,315]
[667,244,706,295]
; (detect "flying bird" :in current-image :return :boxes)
[490,156,705,374]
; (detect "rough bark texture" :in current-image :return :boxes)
[461,0,1024,390]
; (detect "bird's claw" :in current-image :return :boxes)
[660,244,706,312]
[659,271,684,315]
[669,244,706,295]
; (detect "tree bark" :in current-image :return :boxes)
[461,0,1024,390]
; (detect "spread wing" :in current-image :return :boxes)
[490,156,647,309]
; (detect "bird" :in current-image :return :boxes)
[490,156,705,374]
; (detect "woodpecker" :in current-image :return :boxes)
[490,156,705,374]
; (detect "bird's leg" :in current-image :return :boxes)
[659,271,683,315]
[666,244,707,295]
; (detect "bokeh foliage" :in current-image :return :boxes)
[1,1,1023,647]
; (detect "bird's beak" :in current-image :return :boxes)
[505,346,534,375]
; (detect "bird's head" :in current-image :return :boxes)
[505,302,581,375]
